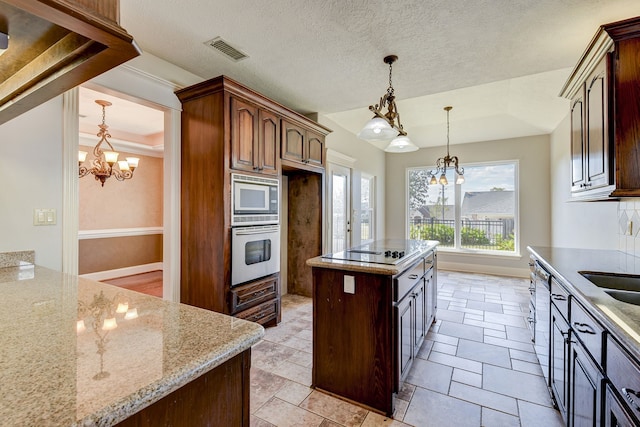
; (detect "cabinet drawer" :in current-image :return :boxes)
[607,336,640,423]
[395,259,424,302]
[570,299,604,367]
[551,277,570,319]
[230,275,279,314]
[234,298,278,325]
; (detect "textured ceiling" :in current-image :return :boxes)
[82,0,640,149]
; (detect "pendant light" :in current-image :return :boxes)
[357,55,418,153]
[429,106,464,185]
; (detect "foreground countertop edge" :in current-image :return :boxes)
[87,328,264,427]
[1,265,265,427]
[527,246,640,362]
[306,240,439,275]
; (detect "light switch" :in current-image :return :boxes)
[344,275,355,294]
[33,208,56,226]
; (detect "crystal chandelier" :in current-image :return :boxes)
[79,100,139,187]
[357,55,418,153]
[429,106,465,186]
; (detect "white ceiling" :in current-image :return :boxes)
[80,0,640,150]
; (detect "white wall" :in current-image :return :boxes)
[317,116,386,246]
[550,114,618,249]
[385,135,552,277]
[0,97,64,270]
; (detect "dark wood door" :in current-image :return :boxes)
[413,281,426,355]
[570,341,602,427]
[397,295,413,384]
[585,57,611,190]
[551,305,570,422]
[571,94,586,192]
[258,110,280,175]
[306,129,325,167]
[230,97,258,173]
[282,120,305,163]
[604,384,639,427]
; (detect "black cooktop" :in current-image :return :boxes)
[322,243,418,265]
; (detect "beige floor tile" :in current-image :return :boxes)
[361,411,412,426]
[287,349,313,367]
[271,359,313,386]
[251,367,288,413]
[251,414,276,427]
[255,397,324,427]
[299,390,368,426]
[275,380,313,406]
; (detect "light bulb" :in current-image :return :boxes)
[439,173,448,186]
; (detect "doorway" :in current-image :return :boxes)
[328,164,352,253]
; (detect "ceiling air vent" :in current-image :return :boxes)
[204,37,249,62]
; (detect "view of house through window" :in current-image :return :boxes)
[408,162,517,253]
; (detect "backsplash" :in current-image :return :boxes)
[618,199,640,256]
[0,250,35,268]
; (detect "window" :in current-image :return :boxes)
[408,161,517,253]
[360,174,375,243]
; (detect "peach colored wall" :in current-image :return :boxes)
[79,147,163,230]
[78,234,163,274]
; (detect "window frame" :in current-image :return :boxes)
[360,173,376,244]
[405,160,520,257]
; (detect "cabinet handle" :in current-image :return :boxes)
[572,322,596,335]
[252,289,267,299]
[408,274,419,280]
[551,294,567,301]
[425,260,433,265]
[622,388,640,411]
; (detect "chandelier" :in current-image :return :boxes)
[79,100,139,187]
[357,55,418,153]
[429,106,465,186]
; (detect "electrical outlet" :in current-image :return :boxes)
[344,275,355,294]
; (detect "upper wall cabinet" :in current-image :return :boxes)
[281,119,325,171]
[0,0,140,126]
[560,16,640,199]
[230,96,280,176]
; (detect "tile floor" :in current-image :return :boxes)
[250,271,565,427]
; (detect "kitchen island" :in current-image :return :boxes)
[306,239,438,417]
[0,258,264,426]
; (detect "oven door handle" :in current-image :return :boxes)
[233,227,279,236]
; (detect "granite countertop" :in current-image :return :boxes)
[306,239,439,275]
[528,246,640,360]
[0,265,264,427]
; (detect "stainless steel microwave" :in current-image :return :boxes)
[231,173,279,226]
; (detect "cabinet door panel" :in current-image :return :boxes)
[306,130,324,167]
[259,110,280,175]
[413,282,426,355]
[397,297,413,383]
[570,342,602,427]
[231,97,258,172]
[282,121,305,162]
[571,95,586,192]
[551,305,569,421]
[586,57,610,188]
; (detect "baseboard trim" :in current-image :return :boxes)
[80,262,163,281]
[438,261,529,279]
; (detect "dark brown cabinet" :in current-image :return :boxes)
[230,96,280,176]
[312,249,437,417]
[561,16,640,199]
[569,56,613,197]
[551,304,570,422]
[282,120,325,169]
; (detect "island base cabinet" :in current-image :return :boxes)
[115,350,251,427]
[312,268,395,416]
[605,384,639,427]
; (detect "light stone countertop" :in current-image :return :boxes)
[0,265,264,427]
[528,246,640,362]
[306,239,439,275]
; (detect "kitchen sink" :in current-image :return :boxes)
[605,290,640,306]
[579,271,640,292]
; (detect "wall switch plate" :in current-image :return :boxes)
[33,208,56,226]
[344,275,355,294]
